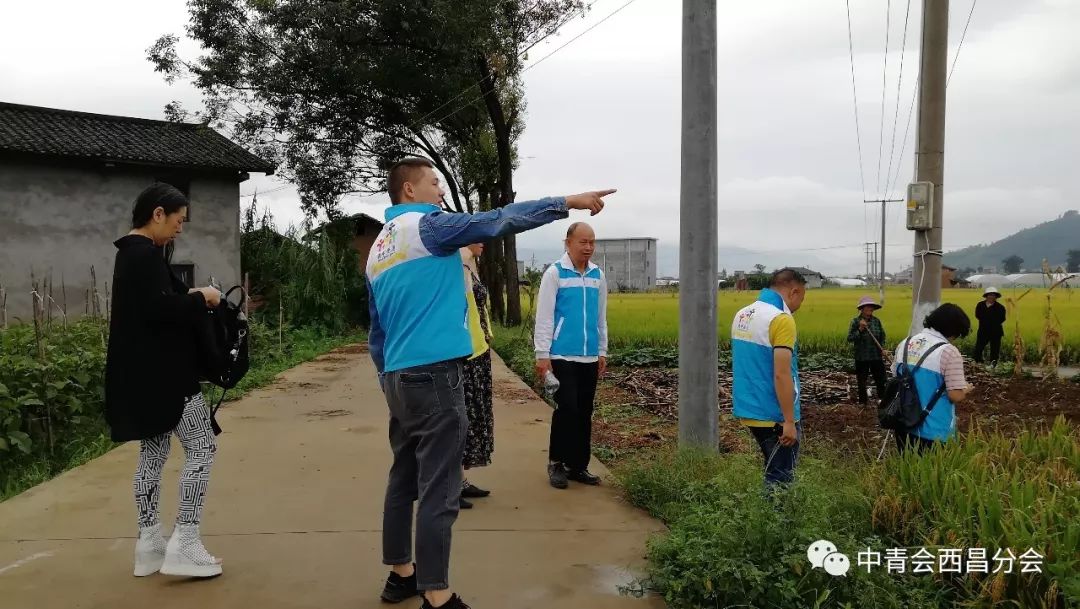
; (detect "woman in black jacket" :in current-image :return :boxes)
[106,183,223,578]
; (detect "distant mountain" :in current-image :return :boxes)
[944,210,1080,273]
[516,243,831,278]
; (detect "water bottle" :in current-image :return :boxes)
[543,370,561,398]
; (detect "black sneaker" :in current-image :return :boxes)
[548,463,569,489]
[567,469,601,486]
[461,482,490,498]
[380,568,420,603]
[459,497,473,509]
[421,593,471,609]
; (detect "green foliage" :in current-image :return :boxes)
[0,318,107,459]
[616,422,1080,609]
[1,318,363,501]
[491,332,536,386]
[866,418,1080,608]
[150,0,580,216]
[241,204,367,332]
[620,450,946,609]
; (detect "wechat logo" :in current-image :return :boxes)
[808,539,851,577]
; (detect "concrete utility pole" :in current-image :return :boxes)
[678,0,718,450]
[911,0,949,334]
[865,198,903,303]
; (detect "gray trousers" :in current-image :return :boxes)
[381,359,468,591]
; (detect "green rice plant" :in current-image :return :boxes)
[531,287,1080,364]
[866,418,1080,607]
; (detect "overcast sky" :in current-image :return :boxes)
[2,0,1077,275]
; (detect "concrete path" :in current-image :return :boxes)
[0,345,665,609]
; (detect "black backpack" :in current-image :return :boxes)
[878,338,947,432]
[197,286,250,434]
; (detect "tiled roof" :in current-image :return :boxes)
[0,102,275,173]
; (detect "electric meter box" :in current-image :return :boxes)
[906,181,934,230]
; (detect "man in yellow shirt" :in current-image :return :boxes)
[730,269,807,490]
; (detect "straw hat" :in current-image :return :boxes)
[983,287,1002,298]
[856,296,882,310]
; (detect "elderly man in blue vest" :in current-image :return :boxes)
[534,222,609,490]
[366,157,615,609]
[731,269,808,491]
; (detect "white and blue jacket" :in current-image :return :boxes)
[893,329,957,442]
[367,198,569,373]
[731,289,802,423]
[534,253,608,361]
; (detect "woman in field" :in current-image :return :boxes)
[105,182,224,578]
[892,303,974,453]
[847,296,889,406]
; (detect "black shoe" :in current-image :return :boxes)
[459,497,473,509]
[421,594,471,609]
[548,463,569,489]
[461,482,490,498]
[380,568,420,604]
[567,469,601,486]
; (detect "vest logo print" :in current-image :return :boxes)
[371,222,405,275]
[734,307,756,340]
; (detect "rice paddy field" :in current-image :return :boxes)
[588,286,1080,364]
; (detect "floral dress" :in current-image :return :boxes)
[462,270,494,469]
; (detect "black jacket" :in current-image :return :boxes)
[105,235,206,441]
[975,300,1007,338]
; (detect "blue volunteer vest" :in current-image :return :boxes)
[366,204,472,372]
[550,258,603,358]
[731,289,802,422]
[893,329,957,441]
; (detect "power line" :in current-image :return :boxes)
[886,76,918,199]
[947,0,978,86]
[887,0,977,200]
[406,0,602,132]
[883,0,913,199]
[240,184,291,198]
[521,0,640,72]
[422,0,642,130]
[845,0,868,201]
[875,0,893,196]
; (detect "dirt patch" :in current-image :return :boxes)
[594,363,1080,460]
[495,388,539,403]
[304,409,352,419]
[318,354,350,362]
[271,380,320,392]
[337,344,368,354]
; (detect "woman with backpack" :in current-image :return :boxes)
[105,182,224,578]
[891,303,974,453]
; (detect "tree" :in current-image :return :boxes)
[464,0,584,325]
[753,264,767,275]
[150,0,582,325]
[1067,250,1080,274]
[720,268,728,280]
[1002,255,1024,274]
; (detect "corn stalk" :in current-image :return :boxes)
[1005,288,1032,377]
[1036,261,1077,378]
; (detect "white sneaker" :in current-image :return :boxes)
[160,524,223,578]
[133,523,167,577]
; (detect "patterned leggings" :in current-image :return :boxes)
[134,393,217,528]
